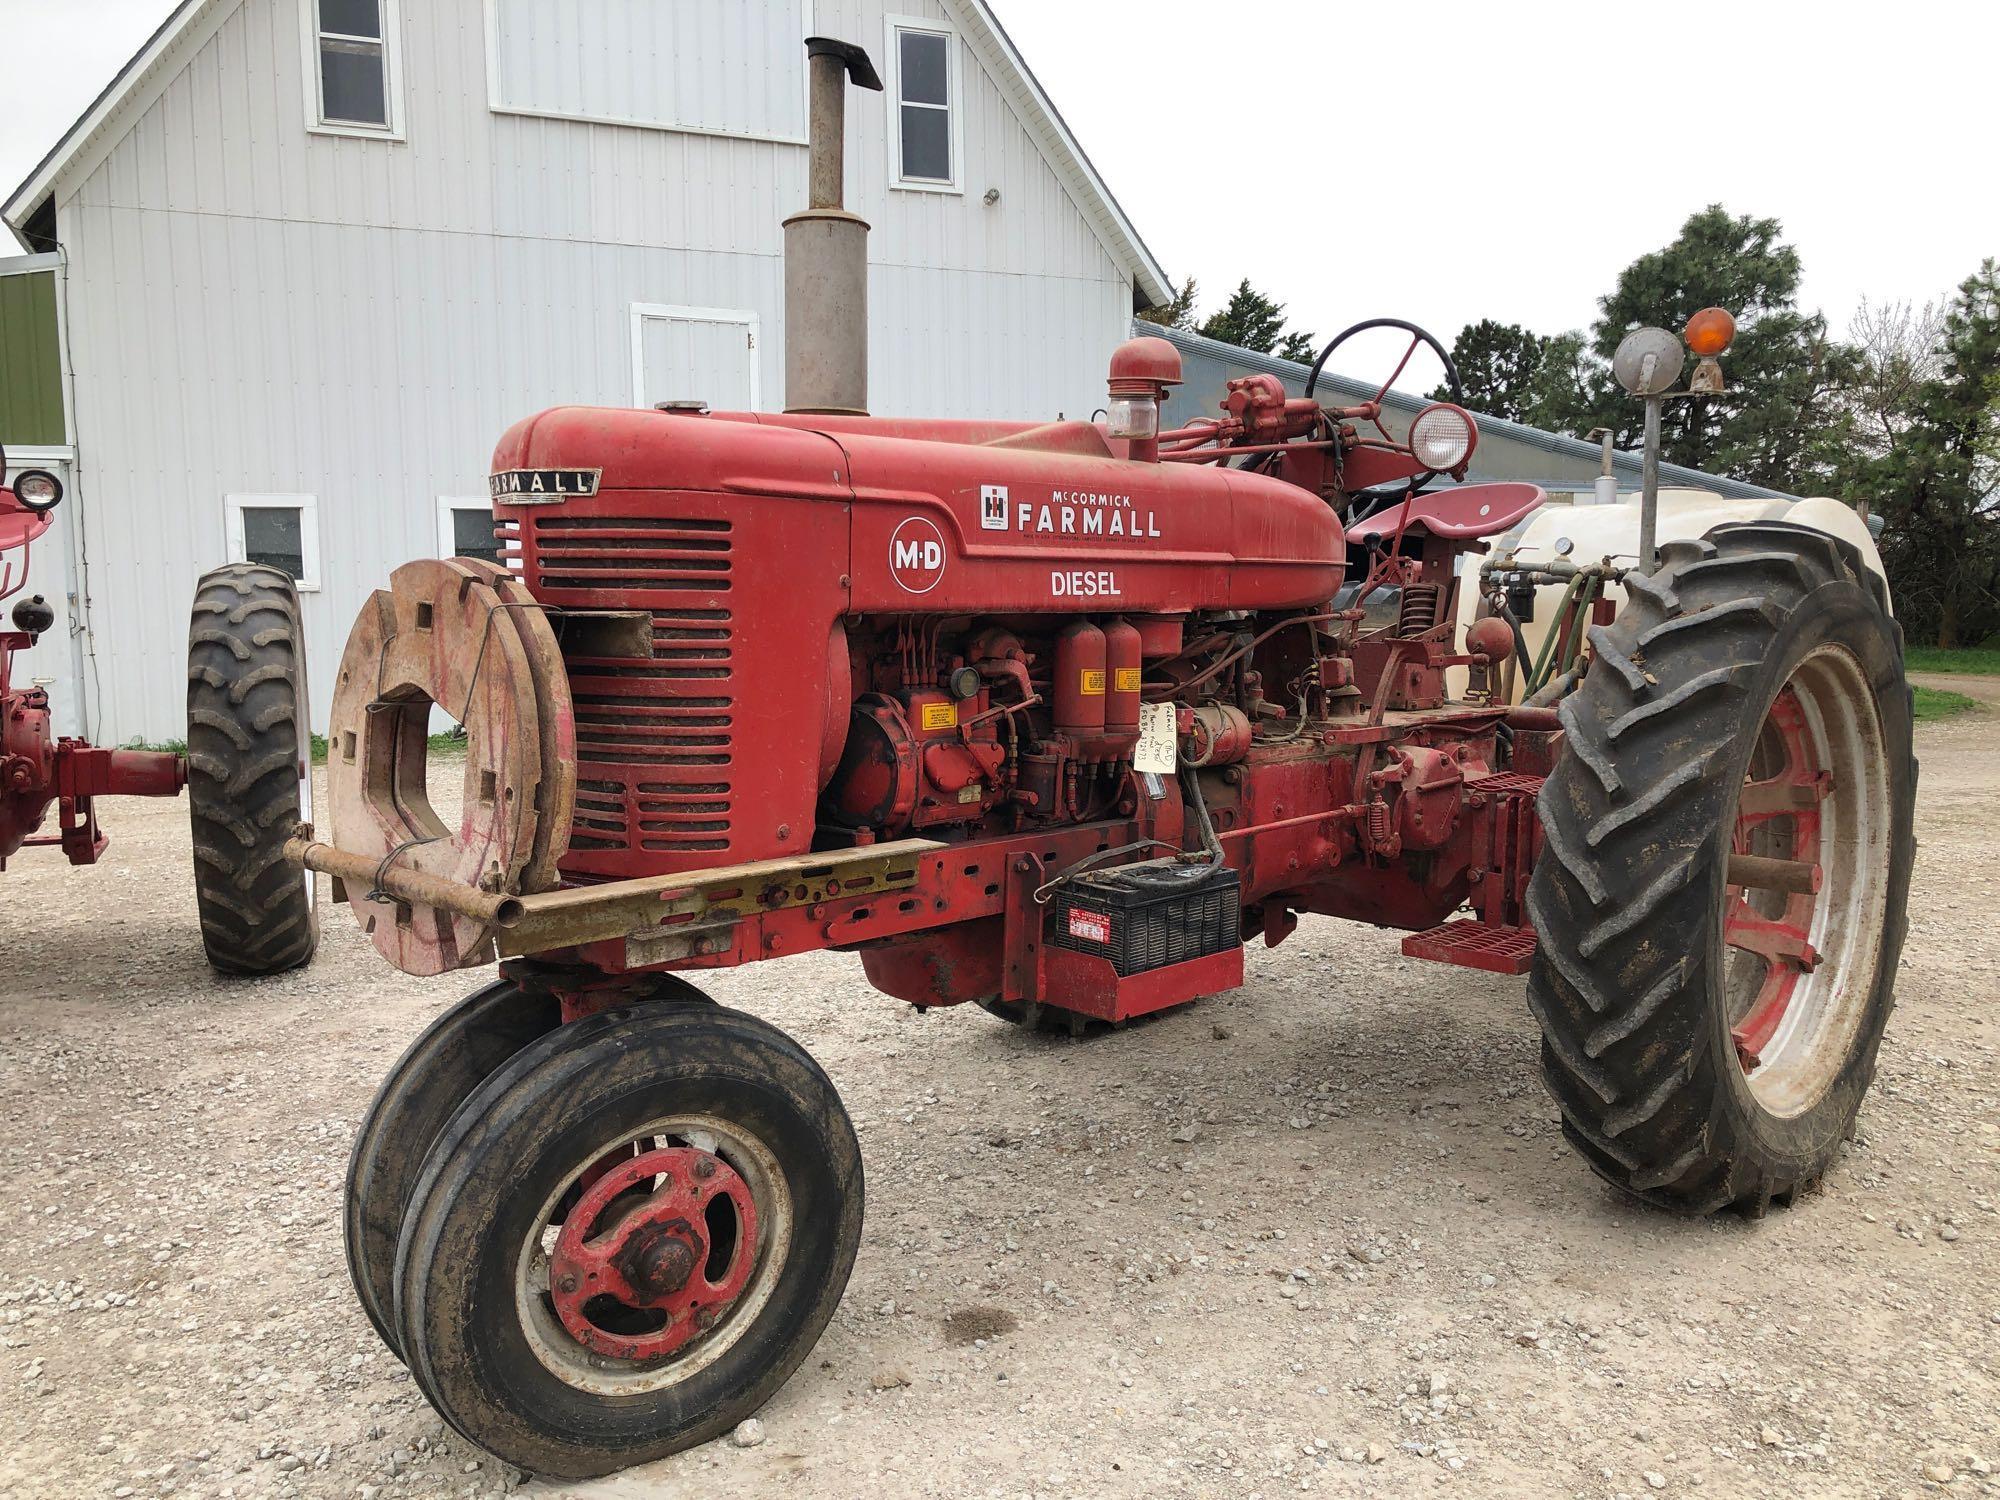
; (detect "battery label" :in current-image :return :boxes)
[1080,669,1106,695]
[1114,667,1141,693]
[1067,908,1113,944]
[921,701,958,730]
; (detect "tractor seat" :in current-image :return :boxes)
[1346,482,1546,545]
[0,505,51,553]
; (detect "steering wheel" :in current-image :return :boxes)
[1303,318,1465,443]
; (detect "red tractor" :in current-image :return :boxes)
[0,448,315,974]
[310,40,1915,1479]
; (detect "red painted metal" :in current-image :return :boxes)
[340,329,1589,1014]
[547,1145,759,1363]
[1345,482,1547,545]
[1039,942,1244,1022]
[1402,920,1537,975]
[1726,686,1827,1069]
[0,480,190,869]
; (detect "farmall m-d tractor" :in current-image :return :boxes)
[308,41,1915,1479]
[0,453,315,973]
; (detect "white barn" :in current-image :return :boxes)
[0,0,1168,744]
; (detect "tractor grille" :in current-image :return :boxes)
[517,513,738,863]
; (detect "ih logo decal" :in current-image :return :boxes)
[889,516,947,594]
[979,484,1009,530]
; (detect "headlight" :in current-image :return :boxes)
[12,469,63,513]
[1409,404,1474,472]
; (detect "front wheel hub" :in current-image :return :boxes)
[548,1146,758,1362]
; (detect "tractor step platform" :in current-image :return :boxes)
[1402,920,1537,975]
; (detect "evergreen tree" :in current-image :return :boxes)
[1519,330,1600,436]
[1843,260,2000,646]
[1198,279,1296,355]
[1428,320,1548,421]
[1137,276,1198,331]
[1583,205,1856,494]
[1274,328,1319,364]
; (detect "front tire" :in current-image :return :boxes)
[344,979,563,1361]
[393,1001,863,1478]
[1528,522,1915,1214]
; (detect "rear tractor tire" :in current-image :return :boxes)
[186,563,317,976]
[392,1000,863,1478]
[1528,522,1915,1215]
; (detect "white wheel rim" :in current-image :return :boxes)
[514,1112,792,1396]
[1723,644,1891,1118]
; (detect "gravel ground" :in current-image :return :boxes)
[2,709,1995,1500]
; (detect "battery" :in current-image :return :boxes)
[1047,858,1241,977]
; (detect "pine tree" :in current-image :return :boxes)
[1583,205,1856,494]
[1198,279,1292,354]
[1137,276,1198,331]
[1429,320,1548,421]
[1845,260,2000,646]
[1274,328,1319,364]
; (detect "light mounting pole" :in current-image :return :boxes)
[1611,308,1737,574]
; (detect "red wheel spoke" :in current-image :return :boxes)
[1731,983,1793,1070]
[1723,897,1818,969]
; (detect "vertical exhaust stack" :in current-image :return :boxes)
[784,38,883,415]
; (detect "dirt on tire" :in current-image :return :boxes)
[1529,523,1917,1213]
[186,563,317,976]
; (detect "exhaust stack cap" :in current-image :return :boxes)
[784,38,883,416]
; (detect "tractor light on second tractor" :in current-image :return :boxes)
[10,470,64,512]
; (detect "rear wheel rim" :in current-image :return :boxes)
[1722,644,1890,1117]
[514,1112,791,1396]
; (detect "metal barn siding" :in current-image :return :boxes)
[0,261,64,446]
[49,0,1141,742]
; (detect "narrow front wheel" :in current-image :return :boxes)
[393,1001,863,1478]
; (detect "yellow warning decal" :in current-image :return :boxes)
[921,701,959,731]
[1080,669,1106,695]
[957,783,983,803]
[1114,667,1142,693]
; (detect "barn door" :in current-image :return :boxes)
[630,304,759,412]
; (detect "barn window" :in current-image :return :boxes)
[438,498,502,568]
[304,0,404,137]
[226,495,321,592]
[887,18,961,192]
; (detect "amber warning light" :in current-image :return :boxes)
[1685,307,1736,357]
[1684,307,1737,394]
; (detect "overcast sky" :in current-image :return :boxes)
[4,0,1992,382]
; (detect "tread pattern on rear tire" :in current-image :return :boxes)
[1528,521,1916,1215]
[187,563,317,975]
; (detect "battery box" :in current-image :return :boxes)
[1048,858,1242,977]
